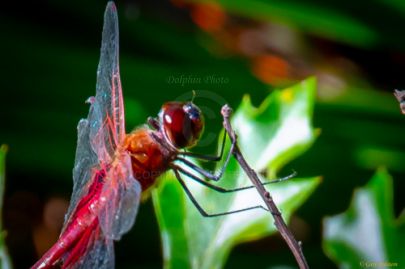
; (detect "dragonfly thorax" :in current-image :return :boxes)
[124,128,175,191]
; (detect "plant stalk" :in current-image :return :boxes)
[221,105,309,269]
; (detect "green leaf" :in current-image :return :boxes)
[323,169,405,268]
[0,145,12,269]
[233,77,317,177]
[152,78,320,269]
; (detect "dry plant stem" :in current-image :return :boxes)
[221,104,309,269]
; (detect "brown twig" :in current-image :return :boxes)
[221,105,309,269]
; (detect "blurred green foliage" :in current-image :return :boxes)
[1,0,405,268]
[199,0,378,48]
[152,79,320,269]
[194,0,405,50]
[323,169,405,268]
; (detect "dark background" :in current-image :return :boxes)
[1,0,405,268]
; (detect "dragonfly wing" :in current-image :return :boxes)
[89,1,125,164]
[66,2,125,225]
[65,119,98,224]
[99,153,142,240]
[73,232,114,269]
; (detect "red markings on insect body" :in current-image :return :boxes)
[31,171,108,269]
[62,221,99,268]
[65,169,106,228]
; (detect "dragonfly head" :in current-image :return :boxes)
[159,101,204,149]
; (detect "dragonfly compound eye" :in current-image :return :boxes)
[161,102,204,149]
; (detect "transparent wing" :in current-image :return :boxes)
[65,119,99,224]
[89,1,125,164]
[99,153,142,240]
[69,230,114,269]
[65,2,125,223]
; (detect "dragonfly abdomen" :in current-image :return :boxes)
[31,175,106,269]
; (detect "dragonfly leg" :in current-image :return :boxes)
[177,131,230,162]
[172,165,296,193]
[175,156,227,182]
[172,168,269,217]
[175,132,235,182]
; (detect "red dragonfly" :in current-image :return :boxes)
[32,2,294,268]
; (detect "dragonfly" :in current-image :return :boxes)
[32,2,295,268]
